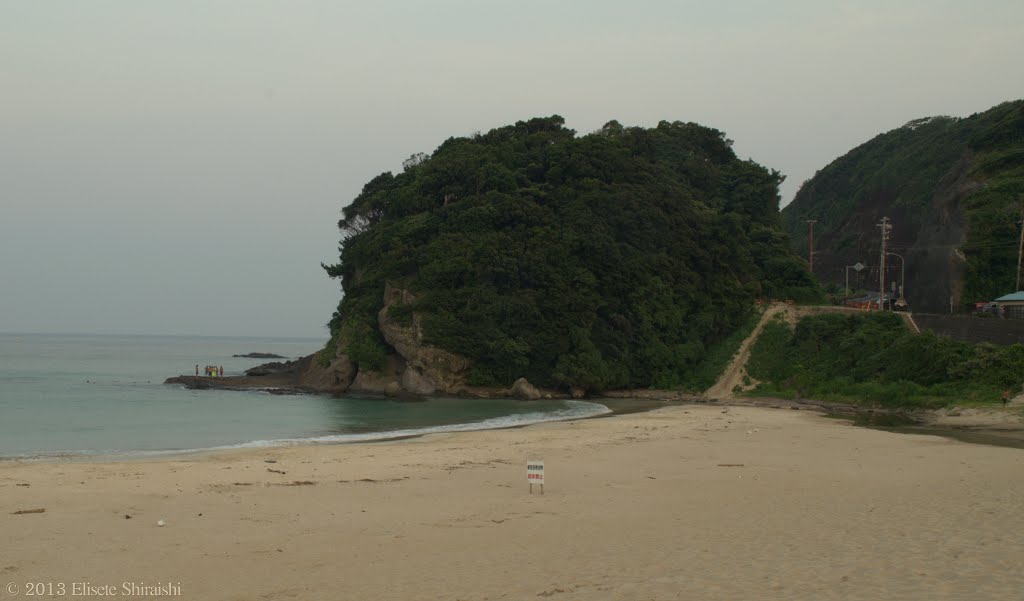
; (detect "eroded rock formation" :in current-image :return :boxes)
[372,283,472,395]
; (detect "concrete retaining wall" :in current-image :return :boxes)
[911,313,1024,346]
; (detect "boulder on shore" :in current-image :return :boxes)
[511,377,542,400]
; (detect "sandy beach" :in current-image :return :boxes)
[3,405,1023,601]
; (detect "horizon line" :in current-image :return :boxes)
[0,330,328,341]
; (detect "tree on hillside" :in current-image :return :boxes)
[325,116,820,390]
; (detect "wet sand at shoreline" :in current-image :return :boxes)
[3,405,1023,600]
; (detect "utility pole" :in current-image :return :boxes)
[878,217,892,310]
[806,219,817,274]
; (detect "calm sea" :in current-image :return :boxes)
[0,333,609,458]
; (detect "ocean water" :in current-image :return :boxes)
[0,333,609,458]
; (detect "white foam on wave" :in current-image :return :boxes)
[187,400,612,453]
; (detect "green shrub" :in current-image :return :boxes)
[747,313,1023,407]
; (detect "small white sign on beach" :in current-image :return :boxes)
[527,459,545,494]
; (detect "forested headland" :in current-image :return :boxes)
[322,116,820,394]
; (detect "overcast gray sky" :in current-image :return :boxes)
[2,1,1022,338]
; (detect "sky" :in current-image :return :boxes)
[2,1,1023,338]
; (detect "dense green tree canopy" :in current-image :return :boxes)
[325,116,819,390]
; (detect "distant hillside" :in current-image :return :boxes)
[782,100,1024,312]
[321,116,820,395]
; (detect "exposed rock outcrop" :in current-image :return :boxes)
[244,361,292,377]
[296,349,356,394]
[401,367,437,396]
[163,375,309,395]
[376,283,472,394]
[169,286,469,397]
[511,377,542,400]
[168,285,566,399]
[233,352,287,358]
[349,354,405,395]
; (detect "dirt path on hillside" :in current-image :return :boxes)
[703,304,788,400]
[703,304,874,400]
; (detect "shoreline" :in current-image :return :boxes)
[168,358,1024,442]
[0,400,610,464]
[0,398,616,464]
[4,403,1023,600]
[6,391,1023,464]
[148,371,1024,450]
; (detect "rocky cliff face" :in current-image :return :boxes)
[171,287,546,398]
[903,156,978,312]
[293,284,475,397]
[295,345,356,394]
[373,283,472,395]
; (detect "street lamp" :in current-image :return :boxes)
[886,252,905,299]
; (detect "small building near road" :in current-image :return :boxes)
[994,292,1024,319]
